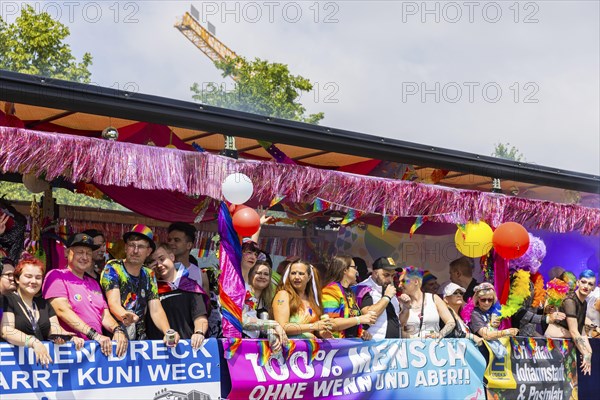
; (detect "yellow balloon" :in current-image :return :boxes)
[455,221,494,258]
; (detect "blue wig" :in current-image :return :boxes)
[579,269,596,280]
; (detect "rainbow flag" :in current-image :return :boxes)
[223,338,242,360]
[526,337,538,355]
[306,339,320,364]
[257,340,272,366]
[193,197,211,223]
[559,339,569,356]
[547,338,555,352]
[285,340,297,361]
[381,214,398,234]
[409,216,428,238]
[269,195,286,208]
[313,198,331,212]
[218,201,244,337]
[341,209,362,225]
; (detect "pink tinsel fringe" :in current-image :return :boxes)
[1,127,599,235]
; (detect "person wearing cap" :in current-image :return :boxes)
[101,224,178,344]
[421,270,440,294]
[0,256,16,295]
[442,283,483,346]
[43,233,128,357]
[356,257,410,339]
[167,222,210,295]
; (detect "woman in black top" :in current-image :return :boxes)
[0,258,83,367]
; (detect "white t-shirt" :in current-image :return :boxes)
[586,286,600,326]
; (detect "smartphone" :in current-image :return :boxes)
[48,334,74,342]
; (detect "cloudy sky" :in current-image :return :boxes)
[5,1,599,175]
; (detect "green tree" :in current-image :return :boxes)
[0,5,92,82]
[191,56,324,124]
[492,143,525,162]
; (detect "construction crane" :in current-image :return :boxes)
[175,8,239,157]
[175,10,239,78]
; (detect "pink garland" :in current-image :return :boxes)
[1,127,599,235]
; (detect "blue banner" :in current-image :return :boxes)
[0,339,220,400]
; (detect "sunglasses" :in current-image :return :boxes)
[479,298,494,304]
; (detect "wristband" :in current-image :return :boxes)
[382,295,391,302]
[25,335,31,348]
[355,317,361,326]
[86,328,99,340]
[194,331,205,336]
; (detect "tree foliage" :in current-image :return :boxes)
[492,143,525,162]
[0,182,127,211]
[191,56,324,124]
[0,5,92,82]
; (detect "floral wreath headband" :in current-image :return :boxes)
[282,262,320,306]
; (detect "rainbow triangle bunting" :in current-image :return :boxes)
[381,214,398,234]
[409,216,428,238]
[269,195,286,208]
[313,198,331,212]
[341,209,363,225]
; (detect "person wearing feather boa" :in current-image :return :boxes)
[145,243,209,350]
[545,270,595,375]
[468,283,519,357]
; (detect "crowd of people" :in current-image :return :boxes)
[0,215,598,375]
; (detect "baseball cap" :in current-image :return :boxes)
[443,282,466,298]
[68,233,100,250]
[372,257,403,272]
[422,270,438,285]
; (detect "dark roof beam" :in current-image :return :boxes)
[0,71,597,194]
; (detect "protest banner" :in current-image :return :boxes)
[0,339,220,400]
[485,337,577,400]
[223,338,487,400]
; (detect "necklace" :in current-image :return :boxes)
[16,291,38,331]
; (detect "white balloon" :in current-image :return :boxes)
[22,173,50,194]
[222,173,253,204]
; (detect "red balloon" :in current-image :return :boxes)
[232,207,260,236]
[493,222,530,260]
[229,204,249,214]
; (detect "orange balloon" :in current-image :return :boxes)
[493,222,530,260]
[232,207,260,237]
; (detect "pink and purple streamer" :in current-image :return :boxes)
[1,127,598,235]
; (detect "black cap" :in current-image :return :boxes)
[68,233,100,250]
[372,257,403,272]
